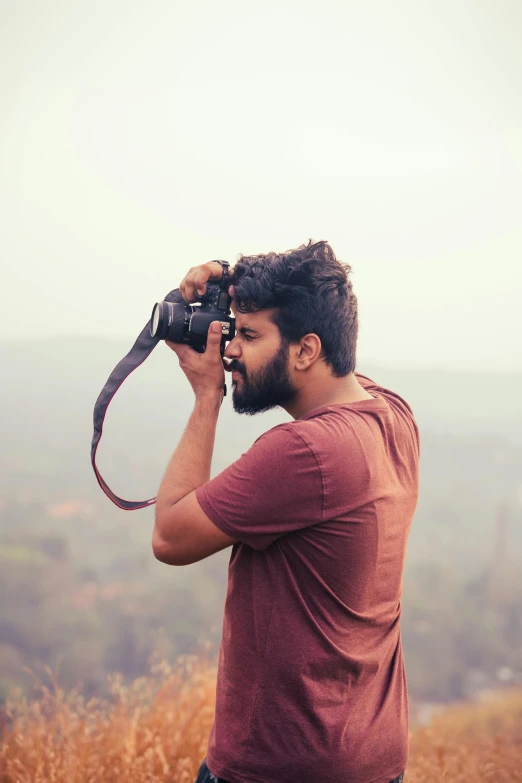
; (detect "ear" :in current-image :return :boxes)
[294,333,322,370]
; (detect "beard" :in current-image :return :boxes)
[230,338,297,415]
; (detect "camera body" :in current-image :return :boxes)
[150,263,235,354]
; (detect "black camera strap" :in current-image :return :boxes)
[91,287,183,511]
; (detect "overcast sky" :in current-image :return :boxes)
[1,0,521,371]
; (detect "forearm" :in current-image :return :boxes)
[155,392,222,518]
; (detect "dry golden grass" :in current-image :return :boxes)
[0,654,216,783]
[0,653,521,783]
[407,688,522,783]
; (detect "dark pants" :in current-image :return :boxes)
[194,757,405,783]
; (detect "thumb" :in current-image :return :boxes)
[208,321,224,346]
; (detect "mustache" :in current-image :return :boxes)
[225,360,245,375]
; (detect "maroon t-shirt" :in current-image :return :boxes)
[196,373,420,783]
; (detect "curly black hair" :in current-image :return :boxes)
[231,239,358,377]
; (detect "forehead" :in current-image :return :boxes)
[231,302,276,332]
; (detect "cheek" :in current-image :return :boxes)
[242,336,276,367]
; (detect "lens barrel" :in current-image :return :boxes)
[149,301,188,342]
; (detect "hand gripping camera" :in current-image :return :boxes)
[91,260,235,510]
[149,261,235,350]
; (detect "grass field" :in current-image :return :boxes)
[1,654,521,782]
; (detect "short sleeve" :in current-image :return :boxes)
[195,424,324,551]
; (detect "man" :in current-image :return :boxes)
[152,240,418,783]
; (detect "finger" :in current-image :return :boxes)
[207,321,225,352]
[179,273,196,303]
[179,281,190,303]
[181,262,233,302]
[194,271,209,296]
[183,270,198,303]
[183,264,210,301]
[182,265,208,303]
[194,262,229,296]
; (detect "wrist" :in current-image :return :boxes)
[195,390,223,410]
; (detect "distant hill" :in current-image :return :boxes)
[3,334,522,444]
[1,336,521,575]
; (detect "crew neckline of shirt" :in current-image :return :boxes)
[300,393,388,419]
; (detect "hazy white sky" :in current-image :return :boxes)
[1,0,521,370]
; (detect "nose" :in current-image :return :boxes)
[224,336,241,361]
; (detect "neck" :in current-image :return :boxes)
[283,372,374,420]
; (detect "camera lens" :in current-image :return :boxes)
[150,303,161,338]
[149,301,188,342]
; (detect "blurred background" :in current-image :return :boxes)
[1,0,521,723]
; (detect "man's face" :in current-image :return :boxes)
[225,305,297,415]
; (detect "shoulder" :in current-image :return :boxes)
[251,423,325,475]
[355,372,420,450]
[356,372,416,418]
[254,421,319,454]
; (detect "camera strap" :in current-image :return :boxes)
[91,287,183,511]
